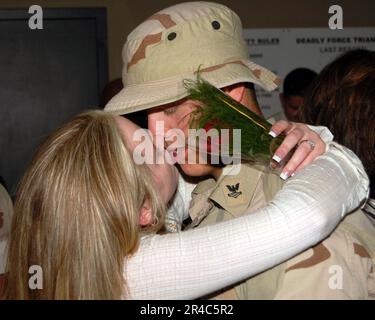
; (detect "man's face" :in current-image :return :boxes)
[147,98,218,177]
[147,84,261,177]
[280,94,304,122]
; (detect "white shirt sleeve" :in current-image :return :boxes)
[125,142,369,299]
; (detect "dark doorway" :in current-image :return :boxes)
[0,8,108,194]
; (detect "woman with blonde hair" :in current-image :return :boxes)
[2,110,368,299]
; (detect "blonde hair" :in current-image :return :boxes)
[4,110,165,299]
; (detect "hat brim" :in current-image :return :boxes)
[104,60,280,115]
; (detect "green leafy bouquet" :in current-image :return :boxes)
[185,77,284,165]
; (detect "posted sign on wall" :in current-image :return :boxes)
[243,28,375,118]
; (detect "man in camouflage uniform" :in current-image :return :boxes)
[105,2,375,299]
[189,163,375,299]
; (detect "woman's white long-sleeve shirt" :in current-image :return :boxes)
[125,142,369,299]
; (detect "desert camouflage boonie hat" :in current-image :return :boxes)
[105,1,281,115]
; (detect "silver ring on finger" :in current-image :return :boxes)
[298,139,316,151]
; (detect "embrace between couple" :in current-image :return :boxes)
[2,2,374,300]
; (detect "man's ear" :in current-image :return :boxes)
[139,199,152,226]
[224,83,263,116]
[224,84,246,103]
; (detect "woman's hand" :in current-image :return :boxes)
[270,120,327,180]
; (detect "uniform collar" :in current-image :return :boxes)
[191,177,216,195]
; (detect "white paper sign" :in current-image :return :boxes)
[243,28,375,118]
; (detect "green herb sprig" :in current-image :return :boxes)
[185,77,284,164]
